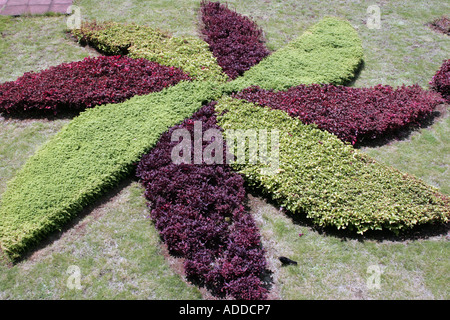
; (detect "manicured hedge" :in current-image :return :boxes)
[0,80,225,261]
[0,56,190,115]
[225,16,364,92]
[235,84,444,145]
[430,59,450,103]
[215,97,449,234]
[72,21,167,56]
[199,1,270,79]
[72,21,228,82]
[136,103,268,300]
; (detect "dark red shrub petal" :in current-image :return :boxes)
[136,103,268,300]
[430,59,450,103]
[234,84,444,145]
[0,55,191,116]
[200,1,270,79]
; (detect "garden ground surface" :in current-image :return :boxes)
[0,0,449,299]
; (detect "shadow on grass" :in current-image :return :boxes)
[343,59,365,88]
[1,110,81,121]
[354,103,449,149]
[247,189,449,244]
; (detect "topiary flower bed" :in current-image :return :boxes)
[72,21,228,82]
[0,81,225,261]
[0,1,448,301]
[225,16,364,92]
[215,96,449,234]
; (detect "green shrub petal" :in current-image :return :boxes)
[72,21,228,82]
[215,97,449,234]
[226,16,364,91]
[0,81,225,261]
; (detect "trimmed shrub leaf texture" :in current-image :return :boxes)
[0,56,190,115]
[225,16,364,92]
[215,97,449,234]
[234,84,444,145]
[72,21,228,82]
[136,103,268,300]
[0,2,448,302]
[430,59,450,103]
[199,1,270,79]
[0,81,225,261]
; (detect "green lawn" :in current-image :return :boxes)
[363,109,449,196]
[0,181,201,299]
[250,195,449,299]
[0,0,448,299]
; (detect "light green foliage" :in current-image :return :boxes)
[0,0,448,298]
[72,21,228,82]
[215,97,449,234]
[72,21,168,55]
[129,35,228,83]
[0,81,225,261]
[226,16,364,91]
